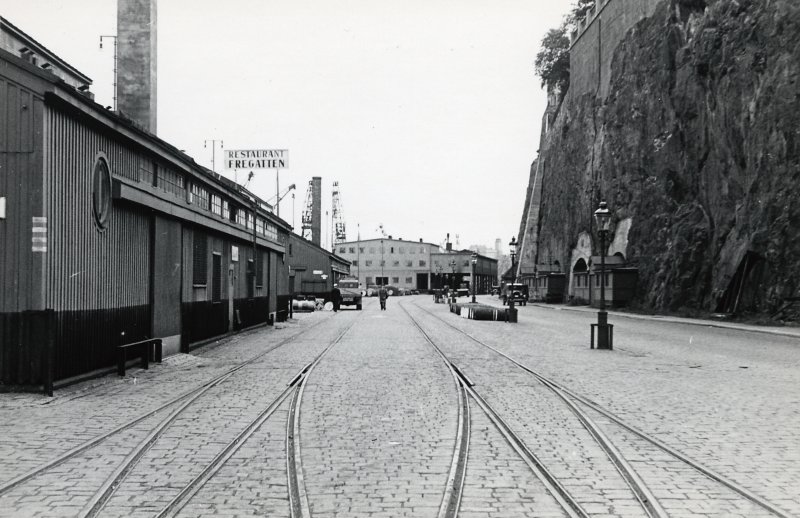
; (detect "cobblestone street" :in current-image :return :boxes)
[0,296,798,517]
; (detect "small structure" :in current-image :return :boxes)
[587,255,638,308]
[532,271,567,303]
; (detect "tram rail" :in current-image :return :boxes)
[410,299,793,518]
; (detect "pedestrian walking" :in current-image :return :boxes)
[379,286,388,310]
[331,284,341,312]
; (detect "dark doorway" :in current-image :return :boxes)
[416,273,429,291]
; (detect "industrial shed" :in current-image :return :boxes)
[0,47,293,388]
[287,234,351,301]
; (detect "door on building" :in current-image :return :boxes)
[416,273,429,291]
[151,216,182,354]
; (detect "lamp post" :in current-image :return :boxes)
[471,253,478,303]
[508,237,518,323]
[592,201,613,349]
[449,259,457,303]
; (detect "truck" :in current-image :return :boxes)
[337,277,363,310]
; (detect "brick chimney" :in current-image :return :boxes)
[117,0,157,133]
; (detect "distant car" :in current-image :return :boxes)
[410,289,420,295]
[501,283,528,306]
[337,277,363,310]
[456,288,470,298]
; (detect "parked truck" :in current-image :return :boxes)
[337,277,363,310]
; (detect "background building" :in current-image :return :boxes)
[335,237,498,294]
[335,237,440,291]
[431,251,497,294]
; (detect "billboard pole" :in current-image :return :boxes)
[276,168,280,217]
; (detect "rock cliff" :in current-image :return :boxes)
[534,0,800,317]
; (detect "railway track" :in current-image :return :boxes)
[408,299,794,518]
[0,312,353,517]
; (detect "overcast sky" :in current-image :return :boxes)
[4,0,573,252]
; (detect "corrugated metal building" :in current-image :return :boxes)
[0,44,296,388]
[287,235,351,300]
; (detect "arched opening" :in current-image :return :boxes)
[572,258,588,272]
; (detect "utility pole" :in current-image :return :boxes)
[99,35,117,111]
[204,139,223,172]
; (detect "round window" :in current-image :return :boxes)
[92,154,112,230]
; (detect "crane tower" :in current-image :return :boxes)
[332,181,346,248]
[301,177,322,246]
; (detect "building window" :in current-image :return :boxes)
[190,183,210,209]
[366,260,373,266]
[352,260,358,266]
[463,260,469,267]
[405,277,413,284]
[349,247,356,253]
[366,277,373,285]
[92,154,112,230]
[339,246,346,254]
[392,277,399,284]
[406,260,413,267]
[410,248,416,254]
[390,247,394,253]
[419,260,426,267]
[193,233,208,286]
[158,166,185,197]
[380,260,385,266]
[236,208,247,226]
[393,260,400,267]
[420,247,425,253]
[256,218,265,235]
[211,194,223,216]
[289,244,293,256]
[359,247,365,254]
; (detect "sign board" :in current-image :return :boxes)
[231,246,239,262]
[225,149,288,170]
[313,270,323,275]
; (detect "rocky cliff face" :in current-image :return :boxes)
[536,0,800,317]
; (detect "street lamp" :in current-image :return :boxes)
[592,201,613,349]
[449,259,457,303]
[508,237,518,323]
[471,253,478,303]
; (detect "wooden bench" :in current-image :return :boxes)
[117,338,163,377]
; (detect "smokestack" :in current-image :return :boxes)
[117,0,157,133]
[311,177,322,246]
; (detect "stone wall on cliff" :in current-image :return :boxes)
[534,0,800,316]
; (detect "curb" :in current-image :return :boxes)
[526,302,800,340]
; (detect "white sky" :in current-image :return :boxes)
[3,0,572,251]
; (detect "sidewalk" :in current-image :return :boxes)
[526,301,800,339]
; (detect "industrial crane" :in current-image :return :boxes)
[266,183,296,207]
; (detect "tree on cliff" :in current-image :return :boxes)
[534,1,596,98]
[567,0,597,25]
[534,25,570,94]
